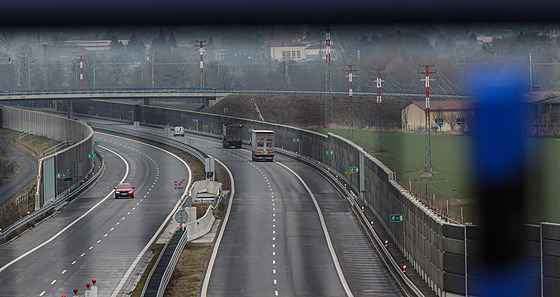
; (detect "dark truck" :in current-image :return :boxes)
[222,123,244,148]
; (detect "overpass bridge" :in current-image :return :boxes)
[0,88,471,118]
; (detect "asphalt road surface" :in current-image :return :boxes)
[0,138,38,206]
[0,132,191,297]
[98,121,402,297]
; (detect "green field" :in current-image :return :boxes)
[313,128,560,223]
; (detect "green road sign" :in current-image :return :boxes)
[94,141,100,145]
[349,167,358,173]
[248,128,254,132]
[293,138,300,143]
[128,110,133,113]
[193,119,198,122]
[56,173,67,178]
[88,153,96,158]
[326,150,333,155]
[390,214,404,222]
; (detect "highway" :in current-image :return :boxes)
[94,120,403,297]
[0,133,191,296]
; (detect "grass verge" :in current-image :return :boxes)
[0,128,66,160]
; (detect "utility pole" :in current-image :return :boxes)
[345,65,356,138]
[373,67,385,150]
[76,55,85,88]
[529,52,533,91]
[419,64,436,174]
[196,40,207,89]
[324,25,333,127]
[42,43,47,89]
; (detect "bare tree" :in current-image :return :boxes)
[444,111,459,131]
[0,30,16,58]
[402,105,410,130]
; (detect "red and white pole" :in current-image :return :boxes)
[196,40,207,89]
[79,56,84,87]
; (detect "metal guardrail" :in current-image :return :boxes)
[0,87,472,99]
[276,147,425,297]
[0,150,104,243]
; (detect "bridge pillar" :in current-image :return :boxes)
[202,97,210,108]
[144,98,150,105]
[67,100,73,119]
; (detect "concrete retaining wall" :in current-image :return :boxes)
[0,106,94,208]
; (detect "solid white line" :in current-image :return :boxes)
[276,161,354,297]
[110,135,193,297]
[0,146,129,274]
[200,158,234,297]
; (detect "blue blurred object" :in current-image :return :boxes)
[471,66,527,183]
[470,65,536,297]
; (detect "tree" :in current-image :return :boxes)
[167,31,178,49]
[443,111,460,131]
[126,34,146,61]
[109,34,124,54]
[151,29,169,53]
[0,30,16,59]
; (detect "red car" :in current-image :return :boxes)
[114,183,135,199]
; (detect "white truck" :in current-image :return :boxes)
[251,130,275,161]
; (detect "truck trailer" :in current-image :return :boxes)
[251,130,275,161]
[222,123,244,148]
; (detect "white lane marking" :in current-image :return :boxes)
[273,230,276,234]
[275,290,279,296]
[116,222,120,225]
[0,146,129,273]
[40,291,45,296]
[273,260,276,265]
[201,159,234,297]
[111,137,193,297]
[274,279,277,285]
[71,261,76,265]
[273,269,276,274]
[97,240,101,244]
[110,227,114,231]
[273,237,275,241]
[104,234,108,237]
[127,212,131,215]
[89,246,93,250]
[50,280,57,285]
[276,161,354,297]
[272,244,275,248]
[273,251,276,256]
[80,253,85,257]
[61,270,67,274]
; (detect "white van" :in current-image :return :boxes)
[173,126,185,137]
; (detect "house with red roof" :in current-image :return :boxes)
[402,100,475,132]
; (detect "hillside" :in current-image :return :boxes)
[204,94,414,129]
